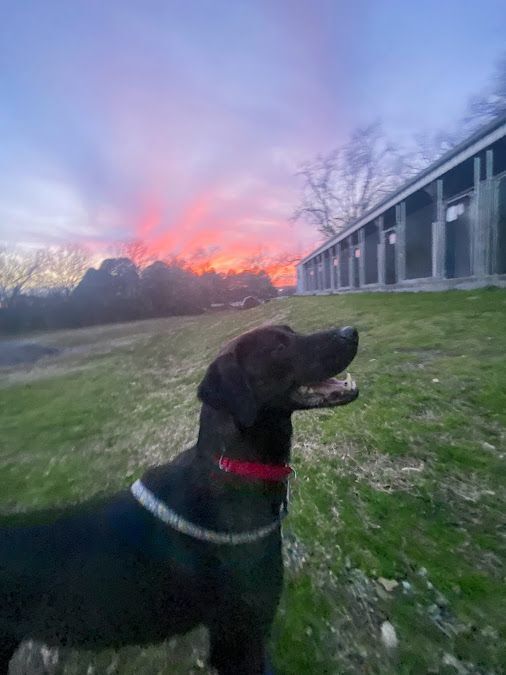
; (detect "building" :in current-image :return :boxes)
[296,115,506,294]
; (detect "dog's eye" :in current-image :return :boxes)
[273,342,287,355]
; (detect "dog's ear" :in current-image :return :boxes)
[277,324,295,333]
[198,353,257,428]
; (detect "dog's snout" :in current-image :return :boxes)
[339,326,358,343]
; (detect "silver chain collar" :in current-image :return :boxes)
[130,479,287,546]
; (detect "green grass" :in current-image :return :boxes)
[1,290,505,674]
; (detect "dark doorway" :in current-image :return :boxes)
[445,195,472,278]
[405,190,434,279]
[340,239,350,286]
[364,223,379,284]
[497,177,506,274]
[323,252,331,289]
[351,237,360,287]
[350,250,358,287]
[353,248,360,287]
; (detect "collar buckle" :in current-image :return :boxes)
[282,467,296,515]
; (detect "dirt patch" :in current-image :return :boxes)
[0,342,60,367]
[0,334,152,387]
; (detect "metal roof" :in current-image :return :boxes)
[298,113,506,266]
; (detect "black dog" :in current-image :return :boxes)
[0,324,359,674]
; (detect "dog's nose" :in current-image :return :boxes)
[339,326,358,343]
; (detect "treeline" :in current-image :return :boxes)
[0,257,278,334]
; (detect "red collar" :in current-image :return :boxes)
[215,454,293,482]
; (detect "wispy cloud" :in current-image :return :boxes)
[1,0,505,282]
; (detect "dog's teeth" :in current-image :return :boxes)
[345,372,352,388]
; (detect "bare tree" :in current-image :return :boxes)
[39,245,91,295]
[265,251,301,287]
[402,128,465,176]
[465,53,506,129]
[121,239,154,271]
[403,54,506,176]
[292,150,339,238]
[240,247,302,287]
[292,122,405,238]
[0,244,91,307]
[0,245,49,307]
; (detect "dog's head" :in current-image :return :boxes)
[198,324,359,428]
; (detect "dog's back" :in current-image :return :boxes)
[0,487,207,649]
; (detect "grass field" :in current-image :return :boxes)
[1,289,505,675]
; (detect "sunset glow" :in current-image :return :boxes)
[130,190,314,285]
[1,2,503,290]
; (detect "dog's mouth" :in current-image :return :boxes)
[291,372,358,408]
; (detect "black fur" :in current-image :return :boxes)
[0,324,358,674]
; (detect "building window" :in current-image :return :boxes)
[446,202,466,222]
[388,232,396,245]
[354,248,361,258]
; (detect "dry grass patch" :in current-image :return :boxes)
[295,429,425,494]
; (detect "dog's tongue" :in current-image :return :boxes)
[308,372,355,393]
[308,378,341,394]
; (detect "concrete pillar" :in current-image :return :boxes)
[395,203,406,282]
[349,245,354,287]
[358,228,365,287]
[296,266,302,293]
[330,246,336,291]
[472,155,484,278]
[486,149,493,179]
[485,149,495,275]
[378,216,385,286]
[336,242,342,288]
[432,179,445,278]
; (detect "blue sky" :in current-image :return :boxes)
[0,0,505,278]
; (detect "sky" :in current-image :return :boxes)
[1,0,505,284]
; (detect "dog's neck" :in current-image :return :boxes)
[197,404,293,466]
[192,404,292,531]
[142,404,292,535]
